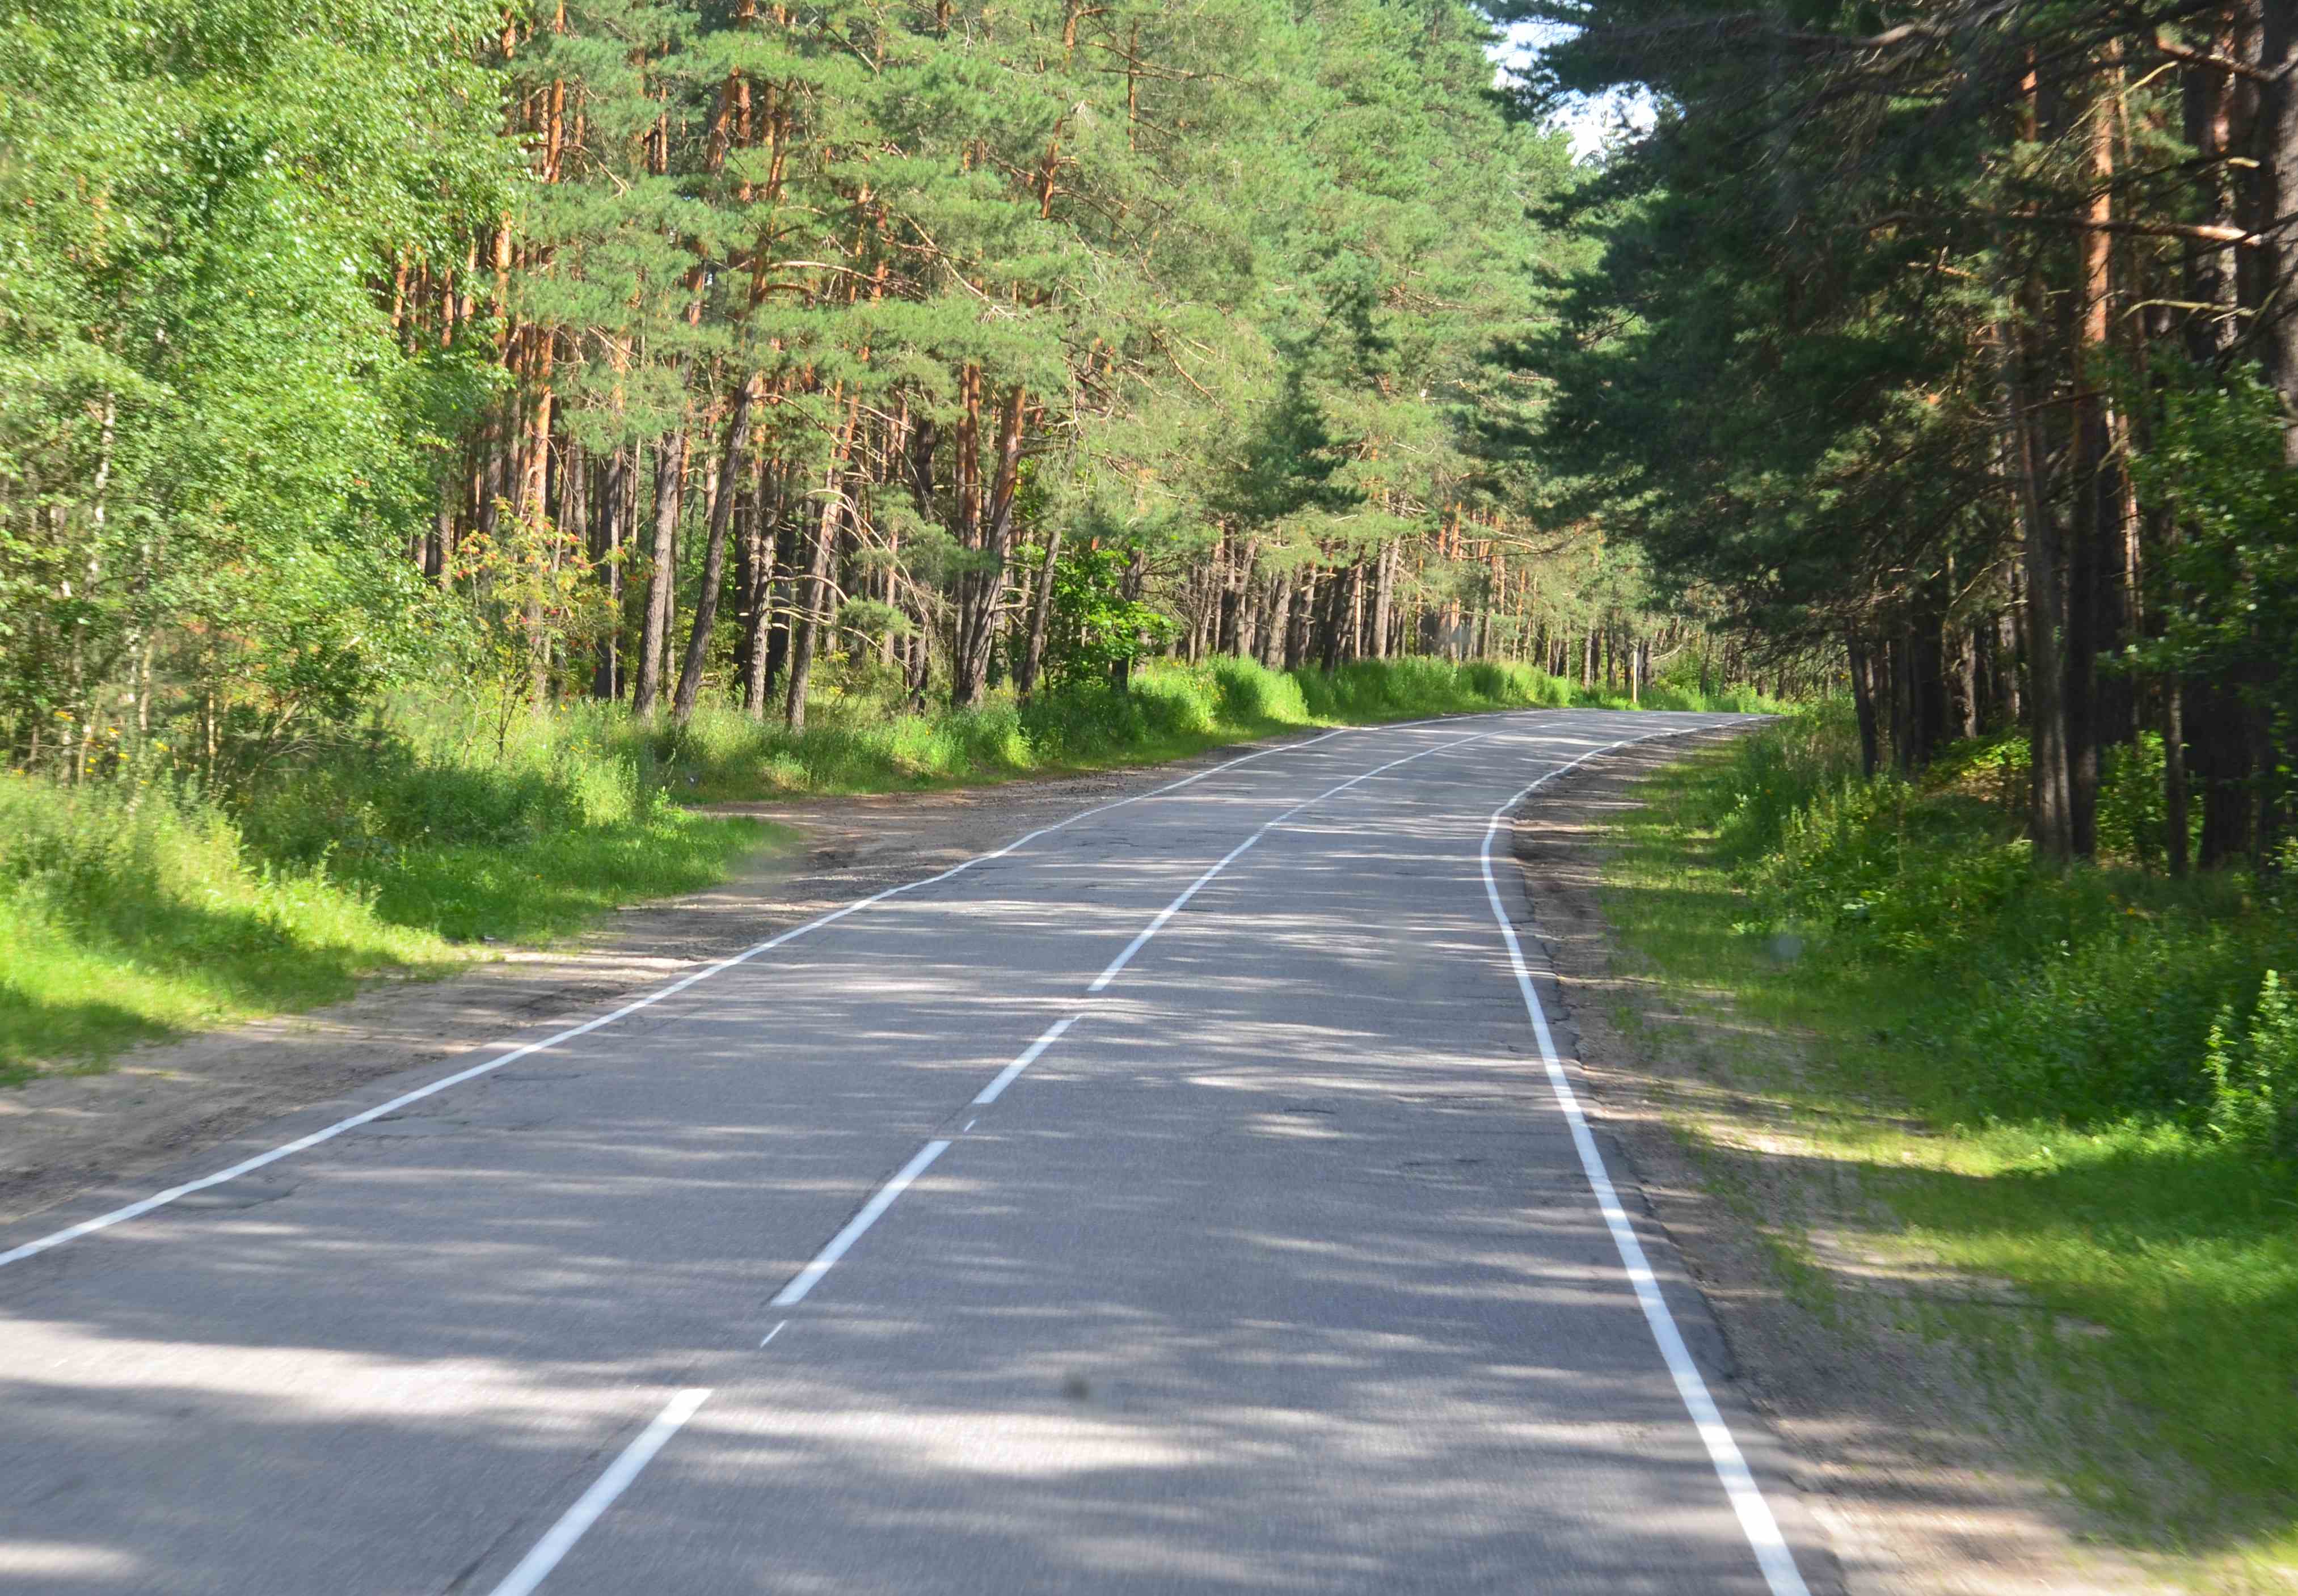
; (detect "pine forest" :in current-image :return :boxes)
[11,1,2298,1572]
[4,0,1732,781]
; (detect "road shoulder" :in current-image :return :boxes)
[1510,732,2173,1596]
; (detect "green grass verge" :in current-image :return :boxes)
[0,766,780,1085]
[1603,706,2298,1582]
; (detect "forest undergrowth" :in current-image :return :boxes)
[1607,705,2298,1580]
[0,655,1769,1083]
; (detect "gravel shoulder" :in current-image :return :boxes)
[1515,731,2174,1596]
[0,742,1291,1232]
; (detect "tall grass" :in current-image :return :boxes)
[1607,704,2298,1567]
[0,775,454,1081]
[0,719,774,1078]
[639,653,1779,801]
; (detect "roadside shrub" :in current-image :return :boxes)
[1704,696,1862,862]
[2205,970,2298,1158]
[1714,704,2297,1145]
[1021,683,1145,762]
[1461,661,1512,699]
[1958,923,2274,1121]
[1128,667,1220,738]
[1205,655,1311,723]
[2097,733,2187,868]
[0,772,450,1073]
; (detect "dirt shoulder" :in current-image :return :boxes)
[1515,732,2173,1596]
[0,744,1295,1232]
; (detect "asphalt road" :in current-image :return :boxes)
[0,709,1838,1595]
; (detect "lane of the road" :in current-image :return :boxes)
[0,710,1840,1595]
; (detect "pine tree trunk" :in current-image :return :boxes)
[630,429,687,719]
[1260,574,1289,669]
[737,458,782,719]
[1216,534,1248,656]
[429,480,454,584]
[1848,637,1881,775]
[2193,678,2257,866]
[1017,529,1061,696]
[1317,563,1346,673]
[784,397,861,731]
[2164,677,2191,876]
[552,438,588,706]
[1234,560,1260,662]
[593,445,629,700]
[672,377,759,724]
[759,518,796,711]
[1285,570,1313,670]
[732,471,757,695]
[2255,3,2298,462]
[519,336,558,711]
[951,384,1026,706]
[782,485,838,733]
[2004,311,2075,862]
[1995,602,2023,726]
[1369,542,1394,659]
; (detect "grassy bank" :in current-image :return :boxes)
[0,733,780,1084]
[1605,704,2298,1578]
[640,653,1775,800]
[0,654,1768,1082]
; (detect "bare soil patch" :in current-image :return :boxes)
[1513,732,2176,1596]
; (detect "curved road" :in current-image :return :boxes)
[0,710,1836,1595]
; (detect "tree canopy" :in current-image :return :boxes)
[9,0,1734,786]
[1498,0,2298,865]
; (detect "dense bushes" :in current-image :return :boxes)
[644,653,1772,800]
[1704,704,2298,1151]
[2204,970,2298,1158]
[1616,699,2298,1565]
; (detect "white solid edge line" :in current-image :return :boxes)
[0,721,1390,1271]
[1476,723,1811,1596]
[486,1385,712,1596]
[973,1016,1078,1105]
[769,1139,950,1307]
[1085,724,1513,993]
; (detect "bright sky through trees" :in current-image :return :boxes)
[1488,20,1655,162]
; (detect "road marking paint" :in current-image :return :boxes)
[1087,726,1514,992]
[770,1139,950,1307]
[1477,725,1810,1596]
[963,1118,976,1133]
[0,724,1382,1272]
[972,1016,1078,1104]
[486,1386,710,1596]
[758,1320,786,1348]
